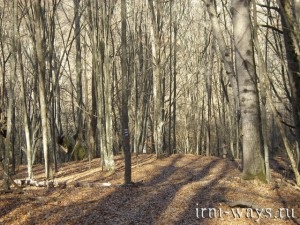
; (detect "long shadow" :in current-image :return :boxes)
[79,154,186,224]
[0,195,35,224]
[131,157,224,225]
[53,154,155,181]
[47,155,224,225]
[13,154,300,224]
[275,180,300,225]
[25,154,181,224]
[175,161,228,225]
[177,158,300,225]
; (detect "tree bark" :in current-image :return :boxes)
[73,0,83,136]
[33,0,52,179]
[101,1,115,170]
[252,1,271,182]
[231,0,266,181]
[16,1,33,179]
[277,0,300,168]
[148,0,165,158]
[3,0,18,190]
[121,0,132,184]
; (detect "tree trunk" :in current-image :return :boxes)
[231,0,266,181]
[172,22,177,154]
[148,0,165,158]
[101,1,115,170]
[205,0,240,159]
[86,0,98,159]
[3,0,18,190]
[168,0,172,155]
[33,0,52,179]
[121,0,132,184]
[205,0,239,110]
[73,0,83,137]
[277,0,300,168]
[16,3,33,179]
[252,1,271,182]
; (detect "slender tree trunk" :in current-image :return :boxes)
[102,1,115,170]
[277,0,300,168]
[73,0,83,137]
[252,1,271,182]
[231,0,265,181]
[205,39,214,156]
[172,22,177,154]
[168,0,173,155]
[34,0,52,179]
[205,0,239,109]
[121,0,132,184]
[86,0,98,159]
[48,1,58,172]
[3,0,17,190]
[133,27,140,154]
[205,0,240,159]
[17,16,33,179]
[148,0,165,158]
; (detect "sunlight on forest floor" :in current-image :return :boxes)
[0,154,300,225]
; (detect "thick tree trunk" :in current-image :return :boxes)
[231,0,266,181]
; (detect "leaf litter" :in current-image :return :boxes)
[0,154,299,225]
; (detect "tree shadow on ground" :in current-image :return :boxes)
[275,184,300,225]
[30,155,226,225]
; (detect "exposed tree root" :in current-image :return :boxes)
[219,196,263,209]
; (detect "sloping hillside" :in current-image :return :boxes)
[0,154,300,225]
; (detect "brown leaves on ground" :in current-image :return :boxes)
[0,154,300,225]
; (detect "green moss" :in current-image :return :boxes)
[258,170,267,183]
[242,172,255,180]
[77,146,86,160]
[242,170,267,183]
[73,144,86,161]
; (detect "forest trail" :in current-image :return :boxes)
[0,154,299,225]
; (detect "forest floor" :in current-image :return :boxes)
[0,154,300,225]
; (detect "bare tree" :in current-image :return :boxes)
[73,0,83,138]
[2,0,18,190]
[277,0,300,167]
[205,0,240,158]
[121,0,132,184]
[231,0,265,181]
[148,0,166,158]
[33,0,52,179]
[17,12,33,179]
[86,0,115,170]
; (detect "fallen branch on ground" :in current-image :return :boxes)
[73,181,112,188]
[14,179,67,188]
